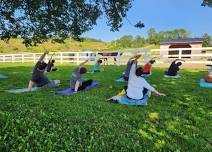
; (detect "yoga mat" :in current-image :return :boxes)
[164,74,180,78]
[115,77,127,82]
[141,73,152,78]
[55,82,98,95]
[0,75,8,79]
[108,92,150,106]
[7,87,38,93]
[200,79,212,88]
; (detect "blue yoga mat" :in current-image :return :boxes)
[55,82,98,95]
[7,87,38,93]
[109,93,150,106]
[0,75,8,79]
[200,79,212,88]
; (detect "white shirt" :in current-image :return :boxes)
[127,63,154,99]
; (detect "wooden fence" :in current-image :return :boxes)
[0,50,148,65]
[151,47,212,64]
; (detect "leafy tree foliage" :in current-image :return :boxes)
[147,28,157,44]
[0,0,210,46]
[202,0,212,7]
[147,28,191,45]
[202,33,212,47]
[133,35,145,48]
[0,0,133,46]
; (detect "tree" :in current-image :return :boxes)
[202,0,212,7]
[0,0,133,46]
[202,33,212,47]
[147,28,157,44]
[133,35,145,48]
[118,35,133,48]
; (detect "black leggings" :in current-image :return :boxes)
[78,79,93,91]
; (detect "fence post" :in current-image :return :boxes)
[76,52,80,65]
[33,54,36,63]
[45,54,48,63]
[22,54,24,63]
[144,50,148,63]
[60,52,63,64]
[3,55,5,63]
[12,55,15,63]
[179,49,182,59]
[95,52,99,62]
[117,50,121,66]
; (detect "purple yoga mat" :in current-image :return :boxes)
[55,82,98,95]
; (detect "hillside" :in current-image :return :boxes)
[0,38,158,53]
[0,38,110,53]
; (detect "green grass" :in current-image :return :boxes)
[0,63,211,151]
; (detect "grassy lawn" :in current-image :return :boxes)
[0,63,211,151]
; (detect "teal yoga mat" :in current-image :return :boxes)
[7,87,38,93]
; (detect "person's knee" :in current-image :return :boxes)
[53,80,60,86]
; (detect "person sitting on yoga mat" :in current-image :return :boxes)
[165,59,185,76]
[93,59,103,72]
[123,55,141,81]
[126,59,165,100]
[204,65,212,83]
[46,59,57,72]
[143,60,156,75]
[28,51,60,91]
[70,59,93,92]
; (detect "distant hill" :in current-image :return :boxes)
[0,38,110,53]
[0,38,157,53]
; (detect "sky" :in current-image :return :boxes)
[82,0,212,42]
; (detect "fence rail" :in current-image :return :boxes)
[150,47,212,64]
[0,50,148,65]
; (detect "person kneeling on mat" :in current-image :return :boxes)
[47,59,57,72]
[122,55,141,81]
[70,59,93,92]
[165,59,185,76]
[126,59,165,100]
[204,65,212,83]
[28,51,60,91]
[143,59,156,75]
[93,59,103,72]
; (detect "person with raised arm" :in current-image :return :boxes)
[204,65,212,83]
[28,51,60,91]
[70,59,93,92]
[165,59,185,76]
[122,55,142,81]
[142,59,156,75]
[126,58,166,100]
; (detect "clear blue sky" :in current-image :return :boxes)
[83,0,212,42]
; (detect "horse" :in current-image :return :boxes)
[98,52,123,65]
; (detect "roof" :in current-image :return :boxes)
[160,38,204,45]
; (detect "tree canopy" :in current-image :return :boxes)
[0,0,211,46]
[0,0,133,46]
[202,0,212,7]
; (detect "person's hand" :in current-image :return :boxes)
[44,51,49,54]
[158,92,166,96]
[136,55,141,58]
